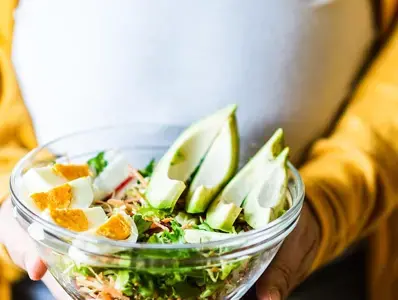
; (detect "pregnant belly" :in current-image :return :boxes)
[13,0,374,162]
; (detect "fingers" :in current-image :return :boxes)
[256,203,321,300]
[259,289,281,300]
[0,198,48,280]
[256,260,291,300]
[24,254,47,280]
[0,200,69,298]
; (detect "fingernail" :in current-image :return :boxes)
[268,288,281,300]
[25,255,44,280]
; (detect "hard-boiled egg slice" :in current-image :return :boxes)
[75,210,138,244]
[68,212,138,265]
[53,163,91,181]
[29,177,94,211]
[68,177,94,208]
[93,151,130,200]
[31,184,72,211]
[95,214,130,240]
[23,166,66,194]
[42,207,107,232]
[23,164,91,194]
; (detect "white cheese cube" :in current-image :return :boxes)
[93,151,130,199]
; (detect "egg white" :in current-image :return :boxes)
[23,166,67,194]
[68,211,138,266]
[22,166,94,213]
[68,177,94,208]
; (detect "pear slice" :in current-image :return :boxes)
[243,148,289,229]
[185,115,239,213]
[145,105,237,209]
[206,128,284,232]
[203,196,242,232]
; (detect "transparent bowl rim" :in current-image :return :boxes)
[10,123,305,250]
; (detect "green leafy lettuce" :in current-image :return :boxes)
[87,151,108,175]
[138,158,156,177]
[147,221,184,244]
[133,214,152,236]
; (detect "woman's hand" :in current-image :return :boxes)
[0,198,70,300]
[0,198,47,280]
[256,202,321,300]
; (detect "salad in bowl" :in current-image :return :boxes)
[10,105,304,300]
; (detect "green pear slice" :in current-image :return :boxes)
[204,196,242,232]
[185,115,239,213]
[145,105,237,209]
[206,128,284,231]
[184,229,235,243]
[243,148,289,229]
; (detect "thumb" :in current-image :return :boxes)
[255,203,321,300]
[256,262,292,300]
[0,199,47,281]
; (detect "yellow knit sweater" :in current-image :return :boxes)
[1,1,398,299]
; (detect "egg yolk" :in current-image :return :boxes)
[30,193,48,211]
[53,164,90,181]
[50,208,89,232]
[31,184,72,211]
[96,214,131,240]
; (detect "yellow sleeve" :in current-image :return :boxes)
[381,0,398,32]
[302,23,398,270]
[0,1,37,204]
[0,52,37,203]
[0,1,38,299]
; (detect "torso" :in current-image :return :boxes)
[12,0,374,162]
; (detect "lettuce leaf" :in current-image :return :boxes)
[87,151,108,175]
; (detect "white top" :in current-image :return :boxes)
[12,0,374,162]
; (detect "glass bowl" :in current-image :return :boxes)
[10,124,305,300]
